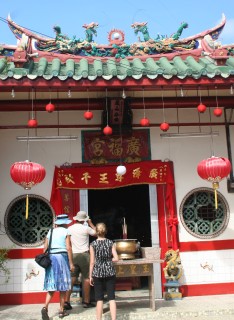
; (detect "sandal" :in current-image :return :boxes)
[59,310,69,318]
[64,301,72,310]
[83,302,95,308]
[41,307,50,320]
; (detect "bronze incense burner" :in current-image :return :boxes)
[114,239,140,260]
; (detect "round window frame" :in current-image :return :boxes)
[179,187,230,239]
[4,194,55,247]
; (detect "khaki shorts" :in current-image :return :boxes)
[71,252,90,280]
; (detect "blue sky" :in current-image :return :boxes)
[0,0,234,46]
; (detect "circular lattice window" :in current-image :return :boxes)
[179,188,229,239]
[4,194,55,247]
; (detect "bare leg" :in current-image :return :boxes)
[109,300,116,320]
[45,291,55,309]
[83,278,91,303]
[59,291,66,312]
[65,276,76,303]
[96,300,103,320]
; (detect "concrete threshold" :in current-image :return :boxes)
[0,290,234,319]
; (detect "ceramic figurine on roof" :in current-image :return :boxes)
[131,21,188,41]
[131,21,196,54]
[83,22,99,42]
[4,13,227,59]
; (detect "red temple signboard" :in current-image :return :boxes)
[81,129,151,164]
[50,160,178,250]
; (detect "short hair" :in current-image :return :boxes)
[96,223,107,237]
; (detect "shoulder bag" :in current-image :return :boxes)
[35,228,53,268]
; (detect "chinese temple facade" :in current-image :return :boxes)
[0,14,234,304]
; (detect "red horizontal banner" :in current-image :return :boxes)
[81,129,151,164]
[54,160,171,190]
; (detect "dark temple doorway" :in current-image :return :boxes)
[88,184,152,247]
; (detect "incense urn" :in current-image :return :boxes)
[114,239,140,260]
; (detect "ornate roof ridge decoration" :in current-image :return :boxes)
[3,14,228,60]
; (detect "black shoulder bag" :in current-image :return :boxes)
[35,228,53,268]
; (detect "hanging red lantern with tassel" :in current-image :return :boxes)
[10,160,46,219]
[197,156,231,209]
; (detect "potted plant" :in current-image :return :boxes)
[0,248,11,283]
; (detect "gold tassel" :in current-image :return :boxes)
[214,189,218,210]
[213,182,219,210]
[26,194,29,219]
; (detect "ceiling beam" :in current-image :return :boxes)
[0,96,234,111]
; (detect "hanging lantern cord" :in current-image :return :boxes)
[57,91,60,136]
[119,121,123,165]
[199,86,202,104]
[197,87,202,133]
[87,89,90,112]
[105,88,109,126]
[25,194,29,219]
[161,89,165,122]
[49,88,52,103]
[31,88,35,119]
[208,107,215,157]
[143,88,146,118]
[230,84,233,95]
[215,87,219,109]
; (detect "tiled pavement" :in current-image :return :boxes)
[0,290,234,320]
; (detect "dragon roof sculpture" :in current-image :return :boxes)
[1,14,227,61]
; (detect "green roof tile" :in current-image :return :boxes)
[119,59,132,76]
[159,57,177,75]
[226,57,234,68]
[66,59,75,77]
[173,56,192,76]
[37,57,48,76]
[145,58,163,75]
[1,55,234,81]
[185,56,206,76]
[0,58,7,73]
[107,59,117,76]
[51,58,61,76]
[93,59,103,76]
[79,58,89,77]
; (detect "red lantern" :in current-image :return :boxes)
[84,111,93,120]
[160,122,170,132]
[213,107,222,117]
[197,103,207,113]
[10,160,46,219]
[28,118,38,128]
[45,103,55,113]
[10,160,46,190]
[140,117,149,127]
[103,125,113,135]
[197,156,231,208]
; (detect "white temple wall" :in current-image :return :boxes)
[0,107,234,297]
[0,108,234,244]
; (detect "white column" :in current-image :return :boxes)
[149,184,162,299]
[79,189,88,212]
